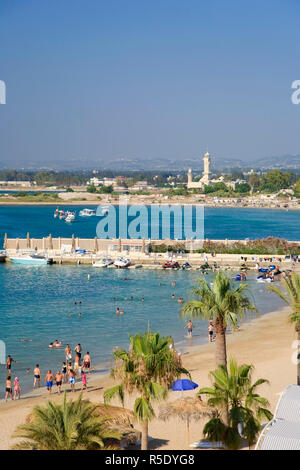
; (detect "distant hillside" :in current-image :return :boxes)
[0,154,299,172]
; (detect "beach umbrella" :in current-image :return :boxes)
[159,396,215,448]
[171,379,198,392]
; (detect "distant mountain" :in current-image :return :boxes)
[0,154,299,172]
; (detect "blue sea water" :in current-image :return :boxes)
[0,205,299,241]
[0,264,286,398]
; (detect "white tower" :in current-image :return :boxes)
[187,168,193,185]
[201,151,211,185]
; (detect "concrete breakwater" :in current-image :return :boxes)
[2,234,299,270]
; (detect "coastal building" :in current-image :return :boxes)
[187,151,212,189]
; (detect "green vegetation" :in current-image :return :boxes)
[104,330,189,450]
[181,271,256,367]
[197,237,300,255]
[198,359,272,449]
[12,393,120,450]
[0,192,60,202]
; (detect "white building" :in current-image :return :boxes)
[187,151,212,189]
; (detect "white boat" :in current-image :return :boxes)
[114,258,131,268]
[79,208,96,217]
[65,211,76,223]
[9,254,53,265]
[93,258,114,268]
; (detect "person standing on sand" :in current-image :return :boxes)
[184,320,195,338]
[55,370,63,394]
[81,370,87,391]
[33,364,41,388]
[208,321,214,343]
[5,376,13,402]
[69,369,76,393]
[14,377,21,400]
[45,370,54,395]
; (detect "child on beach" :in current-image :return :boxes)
[14,377,21,400]
[81,370,87,391]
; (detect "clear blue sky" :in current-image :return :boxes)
[0,0,300,167]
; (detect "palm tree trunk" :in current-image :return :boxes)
[141,420,148,450]
[215,317,227,367]
[186,417,190,449]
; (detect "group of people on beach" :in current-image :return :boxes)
[4,343,92,401]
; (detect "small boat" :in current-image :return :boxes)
[65,211,76,223]
[9,254,53,265]
[58,210,66,220]
[114,258,131,268]
[181,262,191,270]
[79,208,96,217]
[163,261,180,269]
[93,258,114,268]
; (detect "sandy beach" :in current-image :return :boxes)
[0,305,296,450]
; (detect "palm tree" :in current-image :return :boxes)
[267,272,300,385]
[104,330,190,450]
[12,393,120,450]
[198,358,273,449]
[181,271,257,367]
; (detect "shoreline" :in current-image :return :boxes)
[0,304,296,450]
[0,200,299,211]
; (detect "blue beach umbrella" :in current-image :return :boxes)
[171,379,198,392]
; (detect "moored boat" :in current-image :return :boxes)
[93,258,114,268]
[9,254,53,265]
[114,258,131,268]
[79,208,96,217]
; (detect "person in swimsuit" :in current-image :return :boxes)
[45,370,54,395]
[74,354,80,373]
[33,364,41,388]
[81,370,87,391]
[14,377,21,400]
[116,307,120,315]
[83,352,91,373]
[6,355,17,372]
[65,344,72,362]
[69,369,76,393]
[55,371,63,394]
[184,320,195,338]
[208,321,214,343]
[5,376,13,402]
[61,362,67,383]
[74,344,82,363]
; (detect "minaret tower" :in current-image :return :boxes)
[187,168,193,186]
[202,151,211,185]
